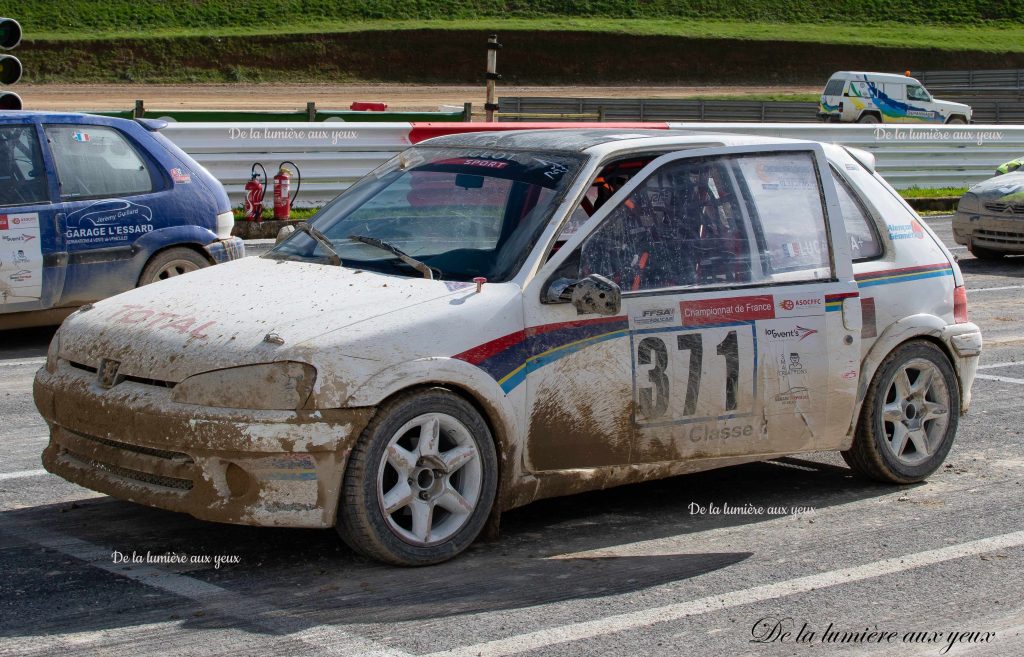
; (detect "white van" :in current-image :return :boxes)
[818,71,972,124]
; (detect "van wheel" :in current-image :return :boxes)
[969,244,1004,260]
[336,388,498,566]
[946,117,967,125]
[138,248,209,285]
[857,114,880,124]
[842,340,959,484]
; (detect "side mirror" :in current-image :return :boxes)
[545,274,621,316]
[275,225,295,244]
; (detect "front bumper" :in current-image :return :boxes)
[204,236,246,264]
[941,322,982,413]
[34,362,374,528]
[952,211,1024,252]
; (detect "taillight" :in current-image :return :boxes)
[953,285,968,323]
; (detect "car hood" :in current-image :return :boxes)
[57,256,476,382]
[932,99,972,113]
[968,171,1024,201]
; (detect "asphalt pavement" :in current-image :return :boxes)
[1,216,1022,657]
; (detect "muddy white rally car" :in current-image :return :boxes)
[35,130,981,565]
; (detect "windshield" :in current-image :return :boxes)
[268,147,584,282]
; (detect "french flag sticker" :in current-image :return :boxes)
[72,132,91,142]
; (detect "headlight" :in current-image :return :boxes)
[45,330,61,374]
[171,362,316,410]
[215,210,234,239]
[957,192,980,214]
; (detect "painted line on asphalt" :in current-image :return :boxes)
[0,469,48,481]
[975,373,1024,385]
[0,516,413,657]
[419,530,1024,657]
[978,361,1023,370]
[967,285,1024,293]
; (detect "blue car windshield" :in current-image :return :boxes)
[268,147,584,282]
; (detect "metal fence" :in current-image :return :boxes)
[161,122,1024,207]
[499,97,821,123]
[912,69,1024,89]
[499,95,1024,125]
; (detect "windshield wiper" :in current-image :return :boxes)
[347,235,434,280]
[294,222,342,266]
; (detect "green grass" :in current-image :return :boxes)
[232,207,318,221]
[899,187,968,198]
[17,18,1024,54]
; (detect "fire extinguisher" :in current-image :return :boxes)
[243,163,267,222]
[273,161,301,220]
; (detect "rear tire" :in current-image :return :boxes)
[138,247,209,285]
[336,388,498,566]
[843,340,959,484]
[969,244,1004,260]
[857,114,881,124]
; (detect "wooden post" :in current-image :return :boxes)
[485,34,501,122]
[306,101,316,122]
[462,102,473,122]
[133,99,144,118]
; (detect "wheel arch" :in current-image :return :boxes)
[344,357,523,514]
[135,242,214,286]
[847,314,963,446]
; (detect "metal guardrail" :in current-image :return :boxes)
[161,122,1024,207]
[911,69,1024,89]
[499,97,822,123]
[499,95,1024,125]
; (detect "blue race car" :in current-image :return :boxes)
[0,112,243,329]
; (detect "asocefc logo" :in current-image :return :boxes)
[775,295,824,316]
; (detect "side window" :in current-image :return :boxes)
[832,169,883,261]
[847,81,869,98]
[732,153,832,279]
[580,156,758,292]
[0,125,49,206]
[907,85,930,102]
[44,125,152,200]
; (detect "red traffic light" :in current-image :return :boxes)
[0,18,20,50]
[0,91,21,110]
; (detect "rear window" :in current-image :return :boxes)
[823,79,845,96]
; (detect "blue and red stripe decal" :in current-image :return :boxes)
[454,315,629,394]
[825,291,858,312]
[855,263,953,288]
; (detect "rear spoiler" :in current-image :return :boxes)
[135,118,168,132]
[842,146,876,173]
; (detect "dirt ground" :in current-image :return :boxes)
[20,83,820,113]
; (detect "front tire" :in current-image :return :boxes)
[946,117,967,125]
[336,388,498,566]
[843,341,959,484]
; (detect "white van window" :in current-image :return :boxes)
[847,81,870,97]
[907,85,930,102]
[823,79,845,96]
[44,125,152,200]
[832,169,883,261]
